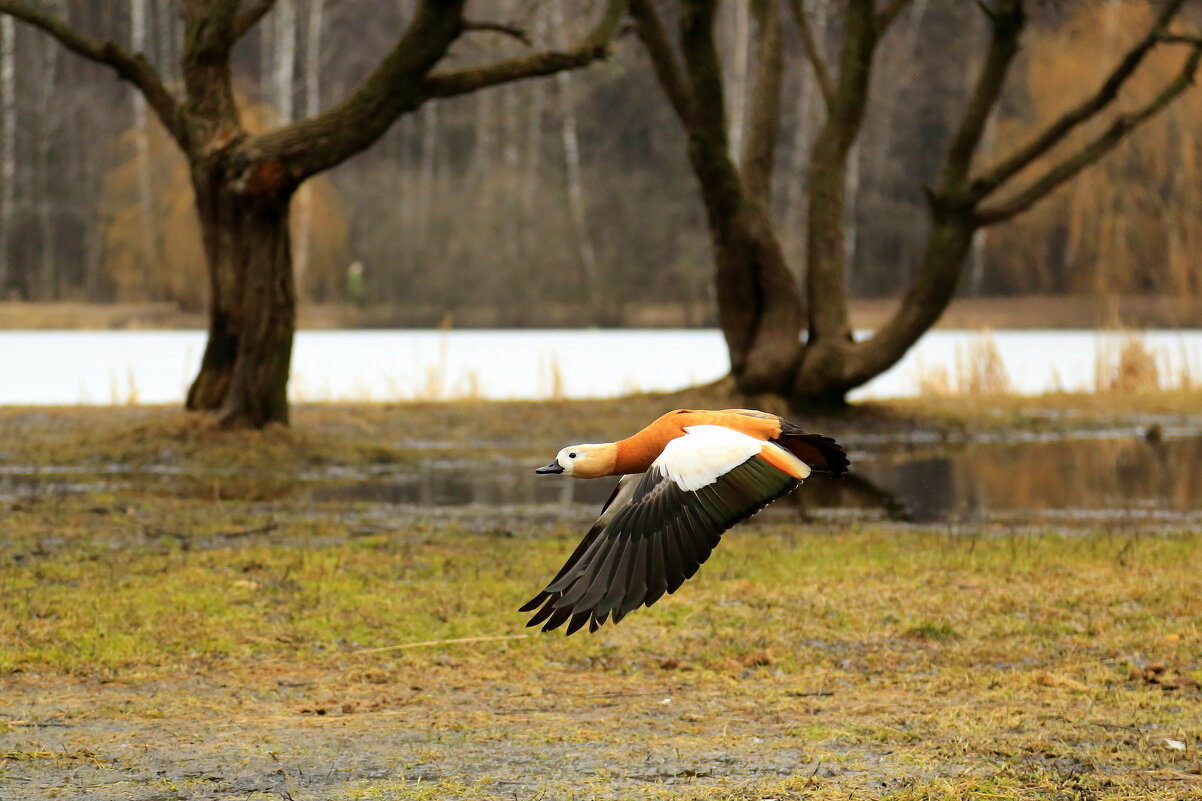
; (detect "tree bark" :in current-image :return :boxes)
[642,0,803,394]
[186,160,297,428]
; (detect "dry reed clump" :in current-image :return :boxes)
[989,2,1202,299]
[105,368,141,405]
[913,330,1011,396]
[539,352,565,401]
[914,362,952,396]
[956,330,1011,395]
[1096,334,1161,393]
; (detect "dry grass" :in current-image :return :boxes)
[1096,334,1162,394]
[0,403,1200,798]
[2,501,1200,798]
[915,330,1012,396]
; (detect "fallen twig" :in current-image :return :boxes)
[352,634,528,654]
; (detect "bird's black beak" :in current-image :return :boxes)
[535,460,564,475]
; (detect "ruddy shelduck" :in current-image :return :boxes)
[522,408,848,635]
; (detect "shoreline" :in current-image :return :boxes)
[5,294,1202,331]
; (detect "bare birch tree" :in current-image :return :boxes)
[292,0,323,290]
[0,15,15,297]
[553,0,599,310]
[34,0,61,298]
[130,0,162,297]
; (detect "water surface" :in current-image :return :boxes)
[8,434,1198,528]
[3,329,1200,404]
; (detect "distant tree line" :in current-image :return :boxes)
[0,0,1198,324]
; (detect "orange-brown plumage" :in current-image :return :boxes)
[611,409,784,475]
[524,408,848,635]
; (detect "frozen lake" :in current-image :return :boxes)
[2,328,1200,405]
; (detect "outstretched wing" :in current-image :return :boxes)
[720,409,850,478]
[519,425,807,635]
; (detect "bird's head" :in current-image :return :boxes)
[535,443,617,479]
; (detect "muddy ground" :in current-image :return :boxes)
[2,398,1201,799]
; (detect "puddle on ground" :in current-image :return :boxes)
[825,435,1202,524]
[5,435,1201,526]
[309,435,1202,526]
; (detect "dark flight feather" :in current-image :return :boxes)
[523,451,801,634]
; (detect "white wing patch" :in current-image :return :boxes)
[652,425,765,492]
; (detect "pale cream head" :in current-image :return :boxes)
[535,443,618,479]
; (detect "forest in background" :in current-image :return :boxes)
[0,0,1200,327]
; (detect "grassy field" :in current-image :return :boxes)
[2,398,1201,799]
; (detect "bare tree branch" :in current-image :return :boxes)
[740,0,784,201]
[0,0,184,145]
[787,0,834,109]
[248,0,466,179]
[847,0,1026,386]
[970,0,1187,200]
[184,0,243,55]
[977,40,1202,225]
[234,0,279,41]
[801,0,878,343]
[677,0,731,164]
[629,0,693,124]
[936,0,1022,195]
[421,0,625,99]
[1159,33,1202,47]
[876,0,915,31]
[251,0,622,181]
[463,19,532,46]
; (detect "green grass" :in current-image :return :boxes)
[6,507,1201,680]
[2,403,1202,799]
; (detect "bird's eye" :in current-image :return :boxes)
[568,452,577,459]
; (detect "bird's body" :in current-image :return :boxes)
[524,409,848,635]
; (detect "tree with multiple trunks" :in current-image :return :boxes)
[630,0,1202,407]
[0,0,624,428]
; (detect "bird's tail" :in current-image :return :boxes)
[776,431,849,478]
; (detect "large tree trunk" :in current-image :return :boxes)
[705,197,803,395]
[674,0,803,396]
[186,164,297,428]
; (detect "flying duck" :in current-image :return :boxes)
[521,408,848,635]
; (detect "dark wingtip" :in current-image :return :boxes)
[565,611,590,636]
[778,431,850,479]
[518,592,549,613]
[540,606,573,633]
[525,596,559,628]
